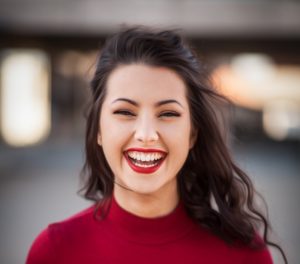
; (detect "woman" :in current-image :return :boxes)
[26,26,287,264]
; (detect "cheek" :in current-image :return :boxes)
[100,115,132,155]
[161,120,192,144]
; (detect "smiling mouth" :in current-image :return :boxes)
[124,149,167,173]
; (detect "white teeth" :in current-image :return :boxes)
[151,154,155,160]
[131,160,156,168]
[127,151,164,162]
[136,153,141,161]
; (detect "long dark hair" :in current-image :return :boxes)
[81,26,287,263]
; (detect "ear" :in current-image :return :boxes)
[97,132,102,146]
[189,128,198,149]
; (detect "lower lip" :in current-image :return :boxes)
[124,153,165,174]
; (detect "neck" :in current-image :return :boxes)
[113,183,179,218]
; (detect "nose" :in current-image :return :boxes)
[134,114,159,143]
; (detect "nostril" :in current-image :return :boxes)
[134,132,159,142]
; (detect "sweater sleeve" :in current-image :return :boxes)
[25,228,56,264]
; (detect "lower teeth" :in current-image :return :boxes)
[131,159,159,168]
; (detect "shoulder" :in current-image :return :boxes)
[48,204,96,235]
[225,233,273,264]
[241,235,273,264]
[26,205,96,264]
[189,226,273,263]
[243,246,273,264]
[25,228,54,264]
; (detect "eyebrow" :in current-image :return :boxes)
[111,98,184,108]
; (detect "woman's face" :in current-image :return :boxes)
[98,64,196,198]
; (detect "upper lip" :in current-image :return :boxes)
[124,148,167,155]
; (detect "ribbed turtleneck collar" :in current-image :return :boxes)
[105,196,197,245]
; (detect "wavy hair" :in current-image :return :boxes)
[81,26,287,263]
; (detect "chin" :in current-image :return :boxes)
[116,177,159,194]
[126,177,174,197]
[128,183,162,195]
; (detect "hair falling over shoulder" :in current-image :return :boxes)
[80,25,288,264]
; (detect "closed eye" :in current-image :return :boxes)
[159,111,181,118]
[113,110,136,116]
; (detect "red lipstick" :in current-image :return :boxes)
[124,148,167,174]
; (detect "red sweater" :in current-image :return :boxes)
[26,197,273,264]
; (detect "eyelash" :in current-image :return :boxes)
[113,110,181,118]
[160,112,181,117]
[113,110,135,116]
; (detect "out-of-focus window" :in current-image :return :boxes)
[212,53,300,141]
[0,49,51,147]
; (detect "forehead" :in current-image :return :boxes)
[105,64,188,102]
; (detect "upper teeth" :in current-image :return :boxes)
[127,151,164,162]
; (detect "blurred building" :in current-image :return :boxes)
[0,1,299,263]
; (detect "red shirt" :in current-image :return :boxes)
[26,197,273,264]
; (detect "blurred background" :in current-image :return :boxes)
[0,0,299,263]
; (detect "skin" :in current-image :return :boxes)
[98,64,197,218]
